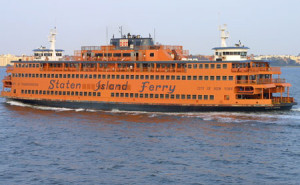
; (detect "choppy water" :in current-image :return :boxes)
[0,67,300,184]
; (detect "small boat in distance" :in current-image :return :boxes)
[1,26,296,111]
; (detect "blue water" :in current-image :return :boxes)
[0,67,300,184]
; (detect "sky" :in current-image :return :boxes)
[0,0,299,56]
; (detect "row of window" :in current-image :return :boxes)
[20,89,215,100]
[13,73,234,81]
[111,93,215,100]
[15,63,228,70]
[21,89,101,97]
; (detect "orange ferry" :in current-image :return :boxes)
[1,26,297,111]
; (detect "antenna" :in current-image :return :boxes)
[49,27,57,61]
[119,26,123,38]
[219,24,229,47]
[154,28,156,44]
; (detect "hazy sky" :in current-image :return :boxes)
[1,0,299,56]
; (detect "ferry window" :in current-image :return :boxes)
[222,76,227,80]
[187,95,191,99]
[76,74,79,78]
[165,75,170,80]
[176,94,180,99]
[116,93,119,97]
[210,76,214,80]
[215,52,218,55]
[145,75,149,80]
[216,64,221,69]
[150,75,154,80]
[29,64,32,68]
[93,92,96,96]
[204,95,208,100]
[171,76,175,80]
[150,53,154,57]
[121,75,124,79]
[229,76,234,81]
[93,75,97,79]
[97,92,101,96]
[123,53,131,57]
[131,75,134,79]
[160,75,164,80]
[176,76,181,80]
[116,75,120,79]
[150,94,154,98]
[84,74,88,79]
[75,92,78,96]
[165,94,169,99]
[223,64,227,69]
[135,93,138,98]
[100,75,105,79]
[80,74,83,79]
[33,64,36,68]
[198,76,203,80]
[140,94,143,98]
[140,75,144,80]
[160,94,164,99]
[113,53,121,57]
[188,64,192,69]
[155,75,159,80]
[88,92,92,96]
[216,76,221,80]
[112,75,115,79]
[89,75,92,79]
[204,76,209,80]
[63,91,67,96]
[130,93,134,98]
[121,93,124,97]
[181,95,186,99]
[205,64,209,69]
[43,74,46,78]
[59,91,62,95]
[171,94,175,99]
[135,75,139,80]
[193,76,197,80]
[36,90,38,94]
[28,90,31,94]
[224,95,230,100]
[210,64,215,69]
[182,76,186,80]
[193,64,197,69]
[71,91,74,96]
[155,94,159,99]
[126,75,129,79]
[29,74,32,78]
[187,76,191,80]
[125,93,129,98]
[192,95,196,99]
[24,90,27,94]
[79,92,83,96]
[210,95,214,100]
[145,94,148,98]
[67,91,70,96]
[25,74,28,78]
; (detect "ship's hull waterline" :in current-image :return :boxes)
[7,98,296,112]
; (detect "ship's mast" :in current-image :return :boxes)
[49,27,57,61]
[219,24,229,47]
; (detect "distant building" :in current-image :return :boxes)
[254,55,300,64]
[0,54,34,66]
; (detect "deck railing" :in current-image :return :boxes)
[272,97,294,104]
[232,67,281,73]
[236,78,286,84]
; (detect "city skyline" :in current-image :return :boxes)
[1,0,299,56]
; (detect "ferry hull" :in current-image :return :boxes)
[6,98,296,112]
